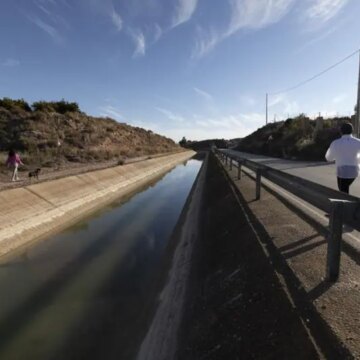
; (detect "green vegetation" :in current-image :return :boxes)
[236,114,350,160]
[0,98,80,114]
[32,99,80,114]
[179,138,228,150]
[0,98,32,112]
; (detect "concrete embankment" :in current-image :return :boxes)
[0,151,194,258]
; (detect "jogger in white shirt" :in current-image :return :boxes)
[325,122,360,194]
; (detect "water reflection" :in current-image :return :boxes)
[0,158,202,360]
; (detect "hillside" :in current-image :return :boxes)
[179,138,229,150]
[0,98,179,168]
[236,114,351,161]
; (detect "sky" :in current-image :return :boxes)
[1,0,360,142]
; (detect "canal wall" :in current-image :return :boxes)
[0,151,195,258]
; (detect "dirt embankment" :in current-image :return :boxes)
[236,115,352,160]
[177,153,353,359]
[0,99,181,186]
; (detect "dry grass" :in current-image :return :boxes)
[0,105,180,167]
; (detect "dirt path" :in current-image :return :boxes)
[209,153,360,358]
[0,153,179,192]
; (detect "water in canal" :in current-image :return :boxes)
[0,158,202,360]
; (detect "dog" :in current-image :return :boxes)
[28,168,41,180]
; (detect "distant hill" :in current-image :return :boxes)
[236,114,352,161]
[180,138,229,151]
[0,98,179,166]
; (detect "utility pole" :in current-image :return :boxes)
[266,93,268,125]
[356,50,360,138]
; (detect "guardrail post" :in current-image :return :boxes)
[230,158,232,170]
[237,161,242,180]
[256,169,262,200]
[326,200,345,282]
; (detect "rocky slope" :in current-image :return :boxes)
[0,99,179,167]
[236,115,353,160]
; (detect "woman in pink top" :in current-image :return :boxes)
[6,149,24,182]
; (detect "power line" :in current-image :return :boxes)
[269,48,360,96]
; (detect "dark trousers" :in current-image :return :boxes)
[337,177,355,194]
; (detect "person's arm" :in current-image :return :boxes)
[325,142,335,162]
[16,154,24,165]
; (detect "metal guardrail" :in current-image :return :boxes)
[214,149,360,282]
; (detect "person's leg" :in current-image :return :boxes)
[337,178,355,194]
[337,177,342,192]
[343,178,355,194]
[11,165,16,181]
[12,164,19,181]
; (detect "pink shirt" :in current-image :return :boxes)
[6,154,22,166]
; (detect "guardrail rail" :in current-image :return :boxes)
[214,149,360,282]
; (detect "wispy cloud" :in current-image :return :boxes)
[90,0,123,32]
[1,58,21,67]
[111,9,123,31]
[153,23,163,42]
[28,15,63,43]
[268,94,286,107]
[194,87,213,101]
[295,24,339,53]
[35,0,52,16]
[226,0,295,34]
[161,112,265,141]
[100,105,123,120]
[28,0,71,42]
[171,0,199,28]
[155,107,185,122]
[268,94,300,116]
[304,0,349,24]
[130,30,146,57]
[193,0,294,58]
[193,26,221,58]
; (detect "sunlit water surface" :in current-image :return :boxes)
[0,158,202,360]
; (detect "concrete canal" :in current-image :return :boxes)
[0,158,203,360]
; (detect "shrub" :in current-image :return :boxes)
[0,97,32,112]
[32,99,80,114]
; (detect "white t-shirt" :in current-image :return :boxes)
[325,135,360,178]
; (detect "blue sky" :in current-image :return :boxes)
[1,0,360,141]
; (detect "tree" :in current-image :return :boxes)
[179,136,187,147]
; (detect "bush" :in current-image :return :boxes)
[32,99,80,114]
[0,97,32,112]
[237,115,348,160]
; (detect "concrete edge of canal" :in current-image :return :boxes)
[0,150,195,259]
[137,152,208,360]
